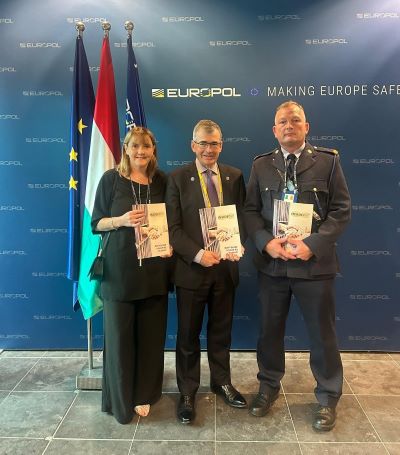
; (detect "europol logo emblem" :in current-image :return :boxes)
[151,87,241,98]
[152,89,165,98]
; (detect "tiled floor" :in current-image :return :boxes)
[0,350,399,454]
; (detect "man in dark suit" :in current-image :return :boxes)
[166,119,247,424]
[244,101,351,431]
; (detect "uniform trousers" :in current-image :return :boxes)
[102,295,167,424]
[176,263,235,396]
[257,272,343,407]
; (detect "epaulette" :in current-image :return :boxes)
[313,145,339,155]
[253,148,278,161]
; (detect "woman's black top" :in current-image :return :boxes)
[91,168,170,301]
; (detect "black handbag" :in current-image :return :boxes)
[88,171,118,281]
[88,170,118,281]
[88,231,111,281]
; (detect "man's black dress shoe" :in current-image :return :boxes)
[211,384,247,408]
[177,394,195,424]
[312,405,336,431]
[249,389,280,417]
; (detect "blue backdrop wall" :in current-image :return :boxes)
[0,0,399,350]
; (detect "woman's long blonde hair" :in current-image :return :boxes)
[117,127,158,179]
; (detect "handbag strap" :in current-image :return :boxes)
[98,169,119,257]
[98,231,111,257]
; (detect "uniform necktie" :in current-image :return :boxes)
[286,154,296,184]
[205,169,219,207]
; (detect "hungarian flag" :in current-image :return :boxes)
[67,35,95,310]
[77,34,121,319]
[125,34,146,131]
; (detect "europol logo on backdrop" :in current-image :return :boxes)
[152,87,241,98]
[153,84,400,99]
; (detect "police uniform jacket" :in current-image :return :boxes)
[244,143,351,278]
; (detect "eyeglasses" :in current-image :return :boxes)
[193,140,222,150]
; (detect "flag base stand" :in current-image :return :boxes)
[76,363,102,390]
[76,317,102,390]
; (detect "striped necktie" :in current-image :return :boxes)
[205,169,219,207]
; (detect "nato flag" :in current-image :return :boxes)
[125,34,146,131]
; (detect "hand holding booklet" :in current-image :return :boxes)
[133,203,170,260]
[199,204,242,259]
[273,199,313,253]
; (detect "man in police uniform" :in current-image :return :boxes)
[244,100,351,431]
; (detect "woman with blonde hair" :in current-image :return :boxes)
[92,126,171,424]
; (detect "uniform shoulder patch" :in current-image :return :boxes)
[314,146,339,155]
[253,148,278,161]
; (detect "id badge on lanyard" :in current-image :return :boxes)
[282,189,298,203]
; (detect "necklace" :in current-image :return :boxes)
[130,177,151,269]
[130,177,151,205]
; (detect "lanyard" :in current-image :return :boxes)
[197,168,223,208]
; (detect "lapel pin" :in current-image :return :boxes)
[190,177,195,181]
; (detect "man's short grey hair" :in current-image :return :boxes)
[275,100,306,115]
[192,119,223,141]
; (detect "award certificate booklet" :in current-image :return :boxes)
[133,203,169,259]
[273,200,313,253]
[199,204,242,259]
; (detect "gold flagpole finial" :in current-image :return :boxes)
[124,21,134,37]
[102,21,111,36]
[75,21,85,37]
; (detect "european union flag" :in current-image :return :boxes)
[67,35,95,310]
[125,34,146,131]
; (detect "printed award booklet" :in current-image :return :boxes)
[273,199,313,253]
[199,204,242,259]
[133,203,170,259]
